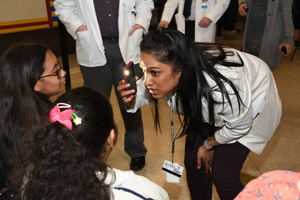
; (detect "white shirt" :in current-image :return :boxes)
[96,168,169,200]
[128,49,282,154]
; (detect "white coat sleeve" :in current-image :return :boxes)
[201,55,254,144]
[212,79,254,144]
[204,0,230,24]
[215,90,253,144]
[126,78,152,113]
[54,0,82,39]
[135,0,154,33]
[160,0,180,23]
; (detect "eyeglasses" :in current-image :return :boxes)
[40,60,63,79]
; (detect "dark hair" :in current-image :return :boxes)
[0,42,51,187]
[141,29,244,140]
[10,87,114,200]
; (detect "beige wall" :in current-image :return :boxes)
[0,0,47,22]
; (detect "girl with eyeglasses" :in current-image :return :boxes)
[9,87,169,200]
[0,42,66,198]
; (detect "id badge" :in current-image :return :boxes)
[202,0,208,8]
[162,160,184,183]
[124,0,135,12]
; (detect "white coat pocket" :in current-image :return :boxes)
[131,28,143,50]
[76,30,90,62]
[123,0,135,12]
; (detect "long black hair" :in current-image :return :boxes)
[140,29,244,140]
[0,42,51,188]
[10,87,114,200]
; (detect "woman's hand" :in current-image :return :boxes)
[239,3,248,16]
[128,24,144,36]
[117,77,138,108]
[158,21,169,28]
[278,43,294,56]
[197,145,214,173]
[198,17,212,28]
[76,25,88,32]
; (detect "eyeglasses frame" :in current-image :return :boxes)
[40,59,63,79]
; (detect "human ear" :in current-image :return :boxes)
[174,69,182,79]
[34,80,42,92]
[106,129,116,150]
[100,129,116,162]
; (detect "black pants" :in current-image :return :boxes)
[80,39,147,158]
[217,0,238,32]
[184,133,250,200]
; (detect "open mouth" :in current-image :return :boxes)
[148,88,158,95]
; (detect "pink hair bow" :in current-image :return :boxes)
[50,103,75,130]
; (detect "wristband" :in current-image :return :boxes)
[203,138,214,151]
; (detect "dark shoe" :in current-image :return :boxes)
[217,34,226,39]
[226,28,241,33]
[130,156,145,171]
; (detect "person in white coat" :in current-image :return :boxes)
[10,87,169,200]
[118,29,282,199]
[238,0,294,71]
[54,0,154,171]
[158,0,230,42]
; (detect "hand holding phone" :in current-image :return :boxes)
[239,3,248,16]
[280,46,287,55]
[123,61,137,95]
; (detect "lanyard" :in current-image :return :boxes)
[170,96,182,164]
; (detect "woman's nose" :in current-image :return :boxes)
[143,73,151,86]
[60,69,67,78]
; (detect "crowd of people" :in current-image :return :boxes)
[0,0,298,199]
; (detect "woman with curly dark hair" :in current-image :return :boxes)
[0,42,66,198]
[10,87,169,200]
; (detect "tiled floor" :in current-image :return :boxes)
[60,26,300,200]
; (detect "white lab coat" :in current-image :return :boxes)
[161,0,229,42]
[128,49,282,154]
[54,0,154,67]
